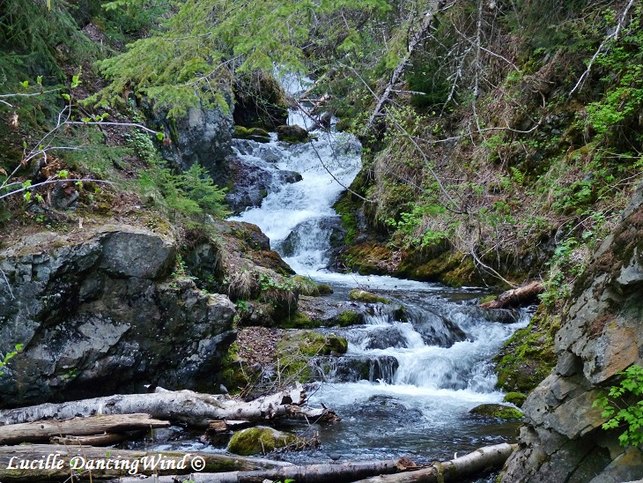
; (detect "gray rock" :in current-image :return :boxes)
[0,225,236,407]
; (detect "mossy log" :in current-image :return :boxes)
[0,413,169,445]
[0,385,335,427]
[0,444,293,482]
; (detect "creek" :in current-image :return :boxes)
[226,79,531,464]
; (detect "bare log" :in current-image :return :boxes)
[366,0,445,129]
[0,444,293,482]
[353,443,517,482]
[110,458,406,483]
[0,413,169,444]
[50,433,132,446]
[0,385,332,427]
[480,281,544,309]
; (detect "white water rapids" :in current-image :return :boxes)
[228,80,530,462]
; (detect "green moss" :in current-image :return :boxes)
[503,392,528,407]
[334,194,359,245]
[495,309,559,392]
[219,341,254,393]
[349,289,389,304]
[291,275,332,296]
[281,311,316,329]
[233,125,271,142]
[470,403,524,420]
[227,426,298,455]
[336,310,362,327]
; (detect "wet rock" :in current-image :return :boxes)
[280,217,346,259]
[349,289,389,304]
[233,72,288,130]
[225,156,302,213]
[0,225,236,407]
[233,125,271,143]
[469,404,524,420]
[276,124,309,143]
[227,426,299,455]
[311,355,399,383]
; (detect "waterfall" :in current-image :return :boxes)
[231,79,530,463]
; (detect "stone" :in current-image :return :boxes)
[0,225,236,407]
[276,124,309,143]
[348,289,389,304]
[469,403,524,420]
[227,426,299,456]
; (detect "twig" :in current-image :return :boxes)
[0,178,113,202]
[569,0,636,97]
[66,121,159,136]
[0,269,15,300]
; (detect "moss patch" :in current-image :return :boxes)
[495,308,559,392]
[336,309,362,327]
[233,125,271,142]
[292,275,333,297]
[227,426,298,455]
[470,403,524,420]
[349,289,389,304]
[503,392,528,407]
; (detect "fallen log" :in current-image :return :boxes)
[0,385,334,427]
[50,433,132,446]
[0,444,293,482]
[480,281,544,309]
[0,413,169,444]
[352,443,517,482]
[109,458,405,483]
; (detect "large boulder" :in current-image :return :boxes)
[501,185,643,482]
[0,224,236,408]
[157,99,233,180]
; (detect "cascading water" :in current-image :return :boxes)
[231,79,530,463]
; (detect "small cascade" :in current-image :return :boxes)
[229,75,531,463]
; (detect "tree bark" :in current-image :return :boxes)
[50,433,132,446]
[480,281,544,309]
[0,413,169,444]
[0,385,335,428]
[366,0,445,129]
[0,444,293,482]
[352,443,517,482]
[109,458,405,483]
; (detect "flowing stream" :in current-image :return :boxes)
[227,80,531,464]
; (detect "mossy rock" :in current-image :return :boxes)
[495,308,559,392]
[469,404,524,420]
[349,289,389,304]
[227,426,299,455]
[281,311,317,329]
[276,124,309,143]
[233,125,271,143]
[503,392,527,407]
[292,275,333,297]
[336,309,362,327]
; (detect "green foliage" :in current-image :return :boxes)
[92,0,391,116]
[593,364,643,447]
[586,7,643,137]
[0,343,23,375]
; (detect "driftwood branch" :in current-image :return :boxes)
[0,444,292,482]
[480,281,544,309]
[0,413,169,445]
[0,385,335,427]
[353,443,517,482]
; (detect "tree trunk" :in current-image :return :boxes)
[352,443,517,482]
[0,385,335,428]
[50,433,132,446]
[480,281,544,309]
[366,0,445,129]
[0,444,293,482]
[0,413,169,444]
[109,459,405,483]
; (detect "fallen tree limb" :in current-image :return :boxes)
[0,385,334,427]
[109,458,405,483]
[353,443,517,482]
[0,413,169,445]
[0,444,293,482]
[50,432,133,446]
[480,281,543,309]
